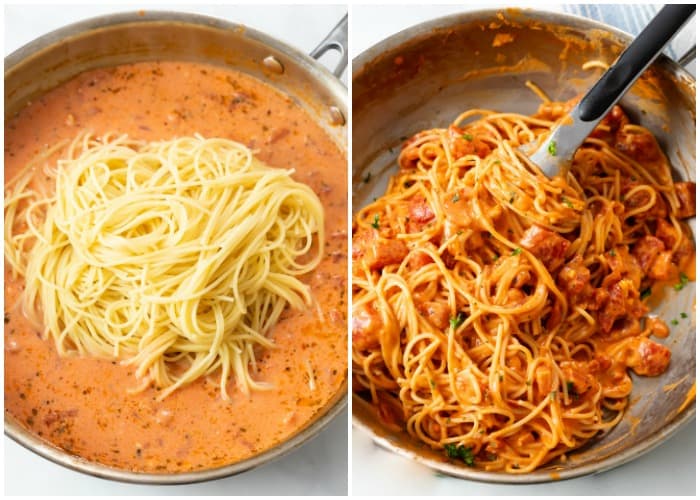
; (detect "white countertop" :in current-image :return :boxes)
[4,4,348,496]
[350,4,696,496]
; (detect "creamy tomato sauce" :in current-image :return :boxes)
[4,61,347,472]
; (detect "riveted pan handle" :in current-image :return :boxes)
[310,13,347,79]
[677,45,696,67]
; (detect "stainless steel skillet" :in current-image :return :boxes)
[5,10,348,485]
[352,8,695,484]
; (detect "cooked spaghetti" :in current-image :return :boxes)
[352,99,695,472]
[5,133,325,400]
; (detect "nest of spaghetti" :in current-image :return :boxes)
[4,133,324,400]
[351,99,695,473]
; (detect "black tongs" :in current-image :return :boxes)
[529,4,696,178]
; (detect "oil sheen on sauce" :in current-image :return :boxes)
[4,61,348,473]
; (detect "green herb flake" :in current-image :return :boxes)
[452,193,460,203]
[362,172,371,183]
[561,196,574,208]
[449,312,466,330]
[566,380,580,399]
[550,390,557,401]
[671,318,679,326]
[493,254,499,261]
[681,312,688,319]
[444,444,475,466]
[371,214,380,230]
[462,133,474,141]
[511,247,522,256]
[640,287,652,300]
[429,379,436,388]
[608,249,616,257]
[673,272,689,291]
[548,140,557,156]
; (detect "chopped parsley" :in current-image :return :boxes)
[493,254,500,261]
[511,247,522,256]
[449,312,466,330]
[371,214,380,229]
[671,318,679,326]
[362,172,371,183]
[444,444,475,466]
[566,381,580,399]
[462,133,474,142]
[550,390,557,400]
[452,193,460,203]
[561,196,574,208]
[548,140,557,156]
[608,249,616,256]
[673,272,689,291]
[429,379,436,388]
[680,312,688,319]
[640,287,652,300]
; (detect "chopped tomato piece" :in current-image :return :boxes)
[615,127,661,162]
[624,337,671,376]
[590,105,630,144]
[673,182,696,219]
[558,256,590,295]
[648,250,677,280]
[519,225,570,271]
[447,125,490,159]
[597,279,648,333]
[417,300,451,329]
[632,235,665,273]
[352,303,382,351]
[352,227,408,271]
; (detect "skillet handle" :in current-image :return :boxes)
[310,13,348,79]
[578,4,695,122]
[677,45,696,67]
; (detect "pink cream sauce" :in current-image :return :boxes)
[4,61,347,472]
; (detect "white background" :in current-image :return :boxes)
[351,3,695,496]
[4,3,348,496]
